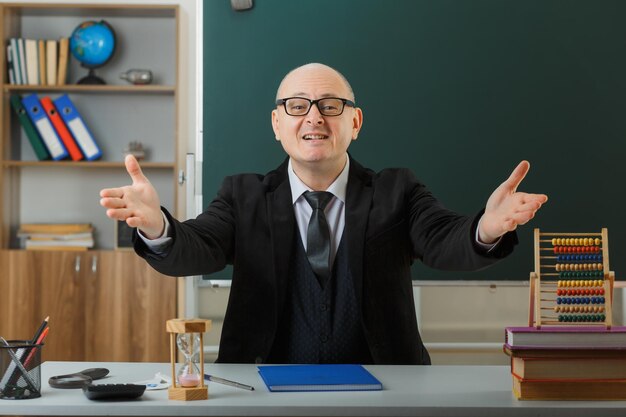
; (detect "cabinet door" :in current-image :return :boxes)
[0,250,85,362]
[85,251,176,362]
[0,250,41,341]
[37,251,86,361]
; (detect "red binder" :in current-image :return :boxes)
[40,96,84,161]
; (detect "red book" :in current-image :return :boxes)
[40,96,84,161]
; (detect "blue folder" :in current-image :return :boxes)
[257,364,383,392]
[53,94,102,161]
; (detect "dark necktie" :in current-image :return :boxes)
[303,191,334,287]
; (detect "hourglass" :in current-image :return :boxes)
[166,318,211,401]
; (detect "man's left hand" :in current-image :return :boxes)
[479,160,548,244]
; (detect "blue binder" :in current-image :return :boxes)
[21,94,68,160]
[257,364,383,392]
[53,94,102,161]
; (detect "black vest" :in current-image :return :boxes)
[268,233,373,364]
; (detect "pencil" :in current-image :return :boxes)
[31,316,49,344]
[23,326,49,371]
[204,374,255,391]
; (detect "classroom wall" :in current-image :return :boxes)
[199,285,624,364]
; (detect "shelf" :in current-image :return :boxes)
[0,2,179,252]
[3,3,177,18]
[3,85,175,94]
[2,161,175,169]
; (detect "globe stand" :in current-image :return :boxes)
[77,68,106,85]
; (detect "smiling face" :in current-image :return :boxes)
[271,64,363,176]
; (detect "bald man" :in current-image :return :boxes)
[101,63,547,365]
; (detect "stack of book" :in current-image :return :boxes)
[504,326,626,400]
[6,37,69,86]
[18,223,95,251]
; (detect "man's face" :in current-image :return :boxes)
[271,65,363,171]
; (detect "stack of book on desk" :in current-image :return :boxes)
[504,326,626,400]
[17,223,94,251]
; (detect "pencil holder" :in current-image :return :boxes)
[0,340,42,400]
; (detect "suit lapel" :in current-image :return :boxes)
[267,165,295,309]
[345,158,373,310]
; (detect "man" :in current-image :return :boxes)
[100,63,547,365]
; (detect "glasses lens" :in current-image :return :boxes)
[284,98,311,116]
[317,98,344,116]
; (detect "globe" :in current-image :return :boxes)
[70,20,116,84]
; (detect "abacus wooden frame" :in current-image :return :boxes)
[528,228,614,329]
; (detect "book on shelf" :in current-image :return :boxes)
[257,364,383,392]
[17,231,94,241]
[18,223,93,234]
[38,39,46,86]
[6,44,16,84]
[17,38,27,86]
[9,38,22,84]
[511,356,626,380]
[40,96,84,161]
[25,244,89,252]
[22,94,69,160]
[19,223,94,250]
[24,39,39,85]
[512,374,626,400]
[505,326,626,349]
[5,37,70,86]
[25,238,93,250]
[46,40,57,86]
[10,95,51,160]
[57,37,68,86]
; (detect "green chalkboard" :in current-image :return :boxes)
[203,0,626,281]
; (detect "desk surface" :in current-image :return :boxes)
[2,361,626,417]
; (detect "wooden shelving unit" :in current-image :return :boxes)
[0,3,180,363]
[0,2,181,249]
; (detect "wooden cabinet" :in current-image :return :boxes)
[0,4,181,362]
[0,250,175,362]
[85,251,175,362]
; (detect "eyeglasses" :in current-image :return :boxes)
[275,97,355,116]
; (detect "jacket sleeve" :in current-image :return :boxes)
[133,176,236,277]
[403,169,517,271]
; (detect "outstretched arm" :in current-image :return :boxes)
[99,154,164,239]
[478,160,548,244]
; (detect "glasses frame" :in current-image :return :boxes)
[275,97,356,116]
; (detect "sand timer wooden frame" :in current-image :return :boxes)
[166,318,212,401]
[529,228,614,329]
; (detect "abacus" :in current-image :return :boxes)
[528,228,614,329]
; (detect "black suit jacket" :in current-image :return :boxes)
[135,156,517,364]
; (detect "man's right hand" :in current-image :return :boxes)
[100,154,164,239]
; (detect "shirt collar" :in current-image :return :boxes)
[288,156,350,204]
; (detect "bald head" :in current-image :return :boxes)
[275,63,355,102]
